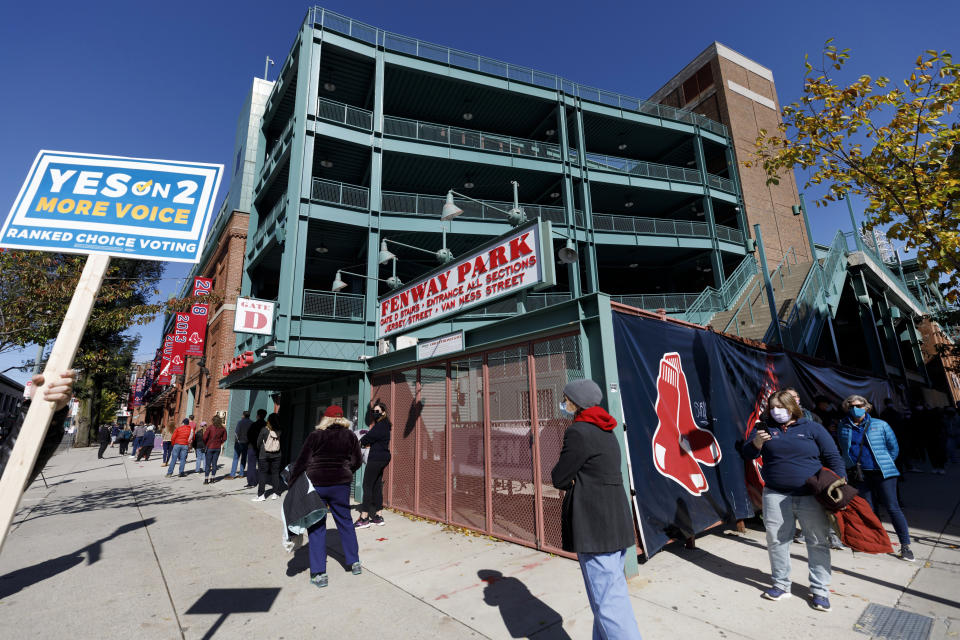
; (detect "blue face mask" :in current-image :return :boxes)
[849,407,867,419]
[559,401,575,419]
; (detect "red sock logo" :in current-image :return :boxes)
[652,353,722,496]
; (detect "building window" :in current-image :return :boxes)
[682,64,715,106]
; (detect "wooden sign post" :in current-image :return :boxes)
[0,254,110,550]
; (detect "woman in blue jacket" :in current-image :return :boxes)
[837,394,914,562]
[741,390,845,612]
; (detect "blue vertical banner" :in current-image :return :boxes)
[0,151,223,263]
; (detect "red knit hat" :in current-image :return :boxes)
[323,405,344,418]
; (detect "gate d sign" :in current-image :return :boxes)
[0,150,222,553]
[0,150,222,262]
[234,298,275,336]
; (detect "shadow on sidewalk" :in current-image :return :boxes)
[186,587,280,640]
[707,532,960,610]
[14,484,221,526]
[285,529,351,576]
[477,569,571,639]
[0,518,155,599]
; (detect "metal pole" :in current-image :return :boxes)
[754,224,784,346]
[32,343,44,376]
[843,195,865,252]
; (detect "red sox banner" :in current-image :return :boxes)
[169,311,190,375]
[185,276,211,357]
[157,334,174,385]
[612,311,893,557]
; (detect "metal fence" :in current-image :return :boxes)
[316,97,373,130]
[376,333,583,557]
[302,290,365,319]
[610,292,703,313]
[584,152,702,185]
[461,293,573,318]
[310,178,370,210]
[380,191,566,224]
[249,198,287,256]
[843,232,927,312]
[384,116,564,162]
[306,7,728,138]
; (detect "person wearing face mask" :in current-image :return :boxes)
[356,400,391,528]
[741,390,845,612]
[837,395,914,562]
[551,379,641,640]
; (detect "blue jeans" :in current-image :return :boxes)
[162,441,173,464]
[167,444,189,475]
[204,449,221,478]
[307,484,359,575]
[763,488,832,597]
[230,441,248,477]
[854,471,911,546]
[577,549,642,640]
[131,436,142,456]
[195,449,205,473]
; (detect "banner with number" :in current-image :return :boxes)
[185,276,212,357]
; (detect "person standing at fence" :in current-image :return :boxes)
[288,405,364,588]
[245,409,266,488]
[253,413,283,501]
[356,401,391,528]
[230,411,252,479]
[551,379,641,639]
[202,415,228,484]
[837,394,915,561]
[741,390,845,612]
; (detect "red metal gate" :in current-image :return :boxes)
[375,334,582,557]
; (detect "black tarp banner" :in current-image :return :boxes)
[612,312,895,557]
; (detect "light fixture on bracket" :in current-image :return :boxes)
[332,269,402,292]
[259,345,279,358]
[443,180,526,226]
[382,237,455,266]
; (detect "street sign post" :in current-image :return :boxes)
[0,150,222,552]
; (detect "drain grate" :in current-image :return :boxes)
[854,603,933,640]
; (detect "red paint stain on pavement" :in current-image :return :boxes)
[376,538,388,541]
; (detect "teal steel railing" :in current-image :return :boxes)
[678,253,760,325]
[303,7,729,138]
[316,98,374,131]
[302,290,365,320]
[843,232,927,312]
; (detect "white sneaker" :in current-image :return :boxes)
[270,494,279,500]
[251,495,266,502]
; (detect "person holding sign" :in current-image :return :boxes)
[0,371,75,483]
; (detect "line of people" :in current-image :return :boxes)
[742,388,917,614]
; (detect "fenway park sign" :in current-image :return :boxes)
[377,219,555,339]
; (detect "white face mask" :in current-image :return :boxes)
[770,407,792,424]
[559,401,575,419]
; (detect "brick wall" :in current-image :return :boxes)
[164,211,249,425]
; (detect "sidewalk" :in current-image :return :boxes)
[1,446,957,639]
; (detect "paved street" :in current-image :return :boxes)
[1,445,957,639]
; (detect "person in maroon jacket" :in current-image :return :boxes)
[202,415,228,484]
[288,406,363,588]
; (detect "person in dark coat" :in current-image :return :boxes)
[245,409,266,488]
[97,424,111,459]
[550,379,641,640]
[202,415,228,484]
[741,390,845,612]
[357,401,391,528]
[288,405,364,588]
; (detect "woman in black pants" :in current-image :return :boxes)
[253,413,283,501]
[356,401,391,528]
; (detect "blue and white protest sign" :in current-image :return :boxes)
[0,150,223,263]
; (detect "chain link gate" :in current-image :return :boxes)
[377,334,584,557]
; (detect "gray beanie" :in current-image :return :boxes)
[563,379,603,409]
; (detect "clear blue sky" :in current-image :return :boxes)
[1,0,956,383]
